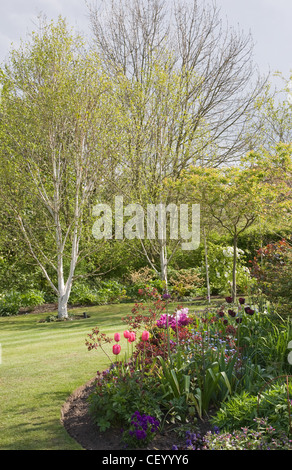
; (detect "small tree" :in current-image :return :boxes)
[180,159,283,302]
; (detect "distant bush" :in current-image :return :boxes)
[251,239,292,313]
[0,289,45,316]
[69,280,126,306]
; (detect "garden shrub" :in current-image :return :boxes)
[69,280,126,306]
[20,289,45,310]
[202,243,254,295]
[69,282,100,305]
[0,289,45,316]
[251,239,292,314]
[168,267,203,298]
[125,267,165,299]
[88,367,163,432]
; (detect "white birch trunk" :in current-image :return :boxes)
[160,240,168,288]
[203,226,211,304]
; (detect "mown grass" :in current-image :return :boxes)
[0,303,133,450]
[0,299,212,450]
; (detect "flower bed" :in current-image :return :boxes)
[85,288,292,450]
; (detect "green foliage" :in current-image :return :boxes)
[202,243,253,295]
[237,304,292,375]
[203,418,292,450]
[0,289,45,316]
[212,383,292,435]
[88,366,163,432]
[69,280,126,306]
[251,239,292,315]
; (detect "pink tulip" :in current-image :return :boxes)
[114,332,121,342]
[123,330,130,339]
[141,330,150,342]
[128,332,136,343]
[113,344,121,355]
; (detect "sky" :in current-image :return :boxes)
[0,0,291,91]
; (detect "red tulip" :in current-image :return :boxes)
[141,330,150,341]
[113,344,121,355]
[128,332,136,343]
[114,333,121,342]
[123,330,130,339]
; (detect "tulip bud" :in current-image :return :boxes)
[123,330,130,339]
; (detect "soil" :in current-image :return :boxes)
[60,378,214,451]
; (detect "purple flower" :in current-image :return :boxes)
[228,309,236,317]
[162,292,171,300]
[239,297,245,305]
[245,307,255,315]
[135,429,147,440]
[225,296,233,303]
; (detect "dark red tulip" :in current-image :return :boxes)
[236,317,243,323]
[225,297,233,304]
[245,307,255,315]
[228,309,236,317]
[218,311,224,318]
[239,298,245,305]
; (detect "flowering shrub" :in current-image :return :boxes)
[203,243,253,295]
[121,411,160,448]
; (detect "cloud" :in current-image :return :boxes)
[0,0,90,63]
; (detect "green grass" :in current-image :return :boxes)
[0,303,133,450]
[0,298,214,450]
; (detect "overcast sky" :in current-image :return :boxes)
[0,0,291,90]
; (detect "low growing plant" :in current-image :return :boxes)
[88,366,163,432]
[121,411,160,448]
[212,382,292,435]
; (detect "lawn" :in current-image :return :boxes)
[0,303,134,450]
[1,299,209,450]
